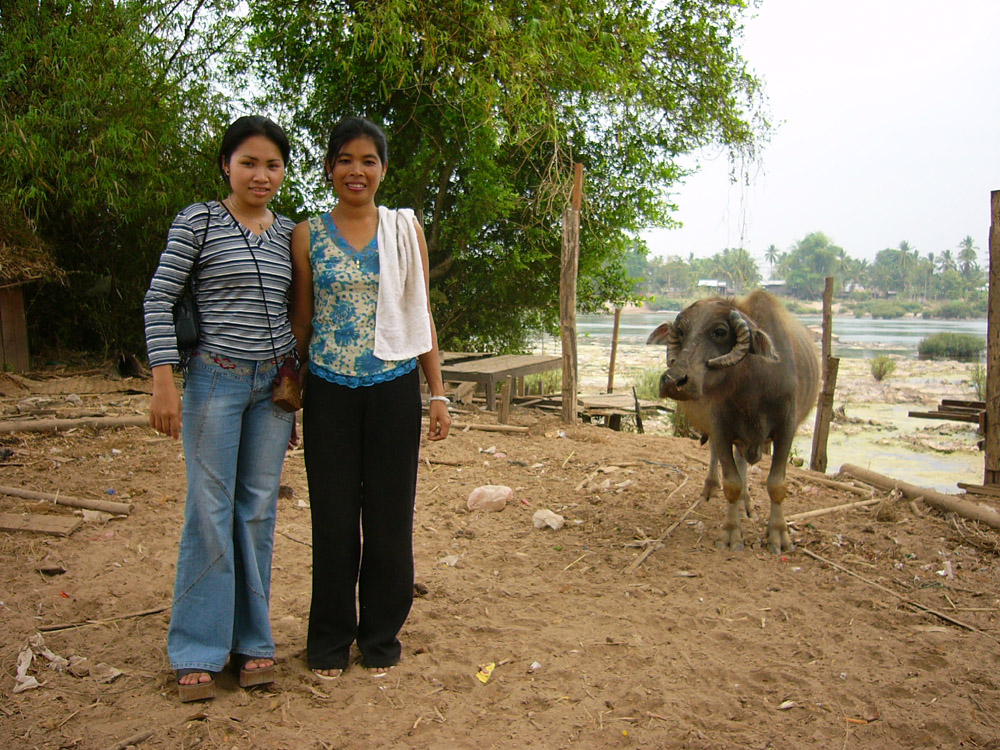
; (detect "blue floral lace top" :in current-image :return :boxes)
[307,213,416,387]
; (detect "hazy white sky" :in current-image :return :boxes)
[643,0,1000,268]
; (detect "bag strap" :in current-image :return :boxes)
[218,201,284,368]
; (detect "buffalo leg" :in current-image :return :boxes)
[765,429,795,553]
[714,440,745,551]
[701,445,720,500]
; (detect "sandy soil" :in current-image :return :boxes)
[2,360,1000,749]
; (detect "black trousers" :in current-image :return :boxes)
[303,368,421,670]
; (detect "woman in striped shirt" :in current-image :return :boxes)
[143,115,296,702]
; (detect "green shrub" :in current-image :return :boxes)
[630,367,663,401]
[781,300,812,315]
[924,301,976,319]
[970,363,987,400]
[525,369,562,395]
[869,355,896,382]
[864,301,907,319]
[918,332,986,360]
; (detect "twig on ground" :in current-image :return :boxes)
[800,547,992,638]
[39,606,168,633]
[622,477,693,574]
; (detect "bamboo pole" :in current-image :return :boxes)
[0,485,131,515]
[839,464,1000,530]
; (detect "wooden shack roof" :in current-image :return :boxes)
[0,205,63,287]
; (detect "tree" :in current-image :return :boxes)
[957,235,980,279]
[782,232,842,299]
[764,243,780,277]
[709,247,759,293]
[1,0,234,354]
[245,0,765,350]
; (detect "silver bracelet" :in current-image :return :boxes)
[428,395,450,405]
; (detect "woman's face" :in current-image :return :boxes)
[223,134,286,208]
[326,136,386,206]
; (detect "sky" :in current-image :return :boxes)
[643,0,1000,269]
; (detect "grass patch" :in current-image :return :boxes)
[869,355,896,382]
[917,332,986,361]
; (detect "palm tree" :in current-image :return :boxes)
[898,241,916,295]
[958,235,979,279]
[924,251,936,300]
[764,244,780,277]
[938,249,957,274]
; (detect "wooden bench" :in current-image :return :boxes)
[439,354,562,415]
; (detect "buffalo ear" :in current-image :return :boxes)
[750,329,780,362]
[646,323,673,346]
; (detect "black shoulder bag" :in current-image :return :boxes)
[172,203,212,356]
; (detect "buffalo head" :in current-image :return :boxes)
[646,299,779,401]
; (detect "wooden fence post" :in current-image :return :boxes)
[560,163,583,423]
[986,191,1000,484]
[607,307,621,394]
[810,276,837,472]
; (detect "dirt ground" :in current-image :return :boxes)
[2,365,1000,749]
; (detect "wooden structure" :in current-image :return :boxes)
[0,284,30,372]
[986,190,1000,484]
[909,399,985,426]
[439,353,562,412]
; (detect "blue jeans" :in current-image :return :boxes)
[168,351,294,672]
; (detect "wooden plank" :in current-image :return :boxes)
[986,189,1000,483]
[942,399,986,409]
[908,410,982,423]
[958,482,1000,498]
[0,512,82,537]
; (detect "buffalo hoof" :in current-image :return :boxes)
[716,528,744,552]
[766,524,794,554]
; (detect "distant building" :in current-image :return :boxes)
[761,279,786,294]
[697,279,729,295]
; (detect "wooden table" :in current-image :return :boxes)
[439,354,562,411]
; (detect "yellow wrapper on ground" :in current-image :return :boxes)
[476,663,496,683]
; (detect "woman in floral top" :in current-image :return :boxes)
[290,116,450,679]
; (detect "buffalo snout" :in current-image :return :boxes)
[659,369,691,400]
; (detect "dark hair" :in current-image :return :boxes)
[324,117,388,177]
[218,115,291,181]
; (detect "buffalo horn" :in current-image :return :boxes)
[706,310,751,368]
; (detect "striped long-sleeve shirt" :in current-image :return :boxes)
[143,201,297,368]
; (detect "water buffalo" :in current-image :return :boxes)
[647,290,820,553]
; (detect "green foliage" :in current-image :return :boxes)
[780,299,812,315]
[923,300,978,319]
[1,0,234,355]
[630,368,663,401]
[970,363,986,401]
[782,232,842,299]
[918,333,986,361]
[524,369,562,395]
[869,355,896,382]
[854,301,907,319]
[245,0,766,351]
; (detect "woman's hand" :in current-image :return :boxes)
[426,400,451,441]
[149,365,182,440]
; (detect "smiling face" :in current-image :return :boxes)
[326,135,387,207]
[223,134,285,210]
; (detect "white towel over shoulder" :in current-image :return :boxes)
[373,206,432,360]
